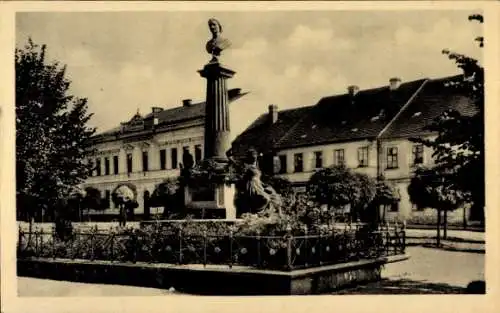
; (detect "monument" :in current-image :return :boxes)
[200,18,234,162]
[183,18,237,219]
[183,18,283,220]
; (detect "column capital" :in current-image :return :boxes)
[198,62,235,79]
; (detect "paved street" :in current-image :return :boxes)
[17,277,185,297]
[337,246,484,294]
[405,228,484,242]
[18,247,483,296]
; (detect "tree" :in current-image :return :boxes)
[372,178,400,224]
[81,186,104,220]
[307,165,376,222]
[408,167,467,245]
[352,172,377,221]
[411,14,484,226]
[16,38,96,225]
[112,183,139,226]
[150,177,184,219]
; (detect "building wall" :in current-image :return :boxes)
[277,139,378,183]
[82,124,204,216]
[378,137,435,219]
[275,135,457,223]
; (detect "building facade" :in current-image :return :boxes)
[82,89,246,219]
[231,75,477,224]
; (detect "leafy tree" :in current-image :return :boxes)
[307,165,376,222]
[352,172,377,220]
[81,186,104,220]
[150,177,184,219]
[408,166,467,244]
[112,183,139,226]
[16,38,96,226]
[371,178,400,224]
[411,14,484,226]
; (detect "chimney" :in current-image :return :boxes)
[151,107,162,126]
[182,99,193,107]
[268,104,278,124]
[389,77,402,90]
[120,122,126,133]
[347,85,360,96]
[151,107,163,114]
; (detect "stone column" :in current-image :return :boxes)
[110,154,115,176]
[133,146,142,173]
[100,156,106,176]
[150,143,160,171]
[198,62,235,162]
[119,148,127,174]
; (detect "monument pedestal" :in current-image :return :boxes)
[184,183,236,220]
[198,62,235,161]
[182,60,237,220]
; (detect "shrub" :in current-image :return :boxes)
[150,177,184,218]
[19,218,399,271]
[307,166,377,221]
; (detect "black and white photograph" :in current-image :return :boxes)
[1,1,497,311]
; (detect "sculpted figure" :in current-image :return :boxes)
[180,149,195,177]
[205,18,232,62]
[239,149,282,215]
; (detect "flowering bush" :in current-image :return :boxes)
[18,218,402,271]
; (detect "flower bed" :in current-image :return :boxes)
[17,216,406,271]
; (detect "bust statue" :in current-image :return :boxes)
[205,18,231,62]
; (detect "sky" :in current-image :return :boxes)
[15,10,483,141]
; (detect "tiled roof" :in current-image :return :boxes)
[232,75,476,154]
[232,78,426,153]
[380,75,477,139]
[230,105,313,157]
[276,79,427,148]
[93,88,247,140]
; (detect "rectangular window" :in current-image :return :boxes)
[386,147,398,169]
[358,147,369,167]
[160,149,166,170]
[195,145,202,163]
[334,149,345,166]
[412,144,424,165]
[278,155,287,174]
[127,154,133,173]
[314,151,323,169]
[104,157,110,175]
[95,158,101,176]
[294,153,303,173]
[105,190,111,209]
[171,148,178,169]
[142,151,149,172]
[389,202,399,212]
[113,156,119,175]
[90,159,96,176]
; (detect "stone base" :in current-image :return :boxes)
[184,184,236,220]
[17,254,409,295]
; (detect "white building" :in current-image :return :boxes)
[231,76,478,224]
[83,89,246,219]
